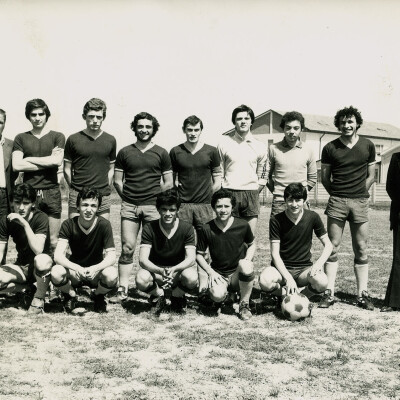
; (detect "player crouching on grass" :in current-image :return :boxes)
[135,189,198,316]
[196,189,256,321]
[51,187,117,313]
[0,183,52,314]
[259,183,333,304]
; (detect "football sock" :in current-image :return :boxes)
[118,263,133,293]
[34,271,50,299]
[95,281,112,295]
[172,287,185,298]
[354,262,369,297]
[239,272,255,303]
[56,279,75,297]
[324,261,338,296]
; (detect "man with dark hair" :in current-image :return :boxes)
[320,106,376,310]
[267,111,317,216]
[112,112,173,303]
[196,188,256,321]
[169,115,221,295]
[259,183,332,302]
[217,104,267,235]
[0,183,52,313]
[12,99,65,254]
[64,98,116,220]
[51,187,117,313]
[136,189,197,316]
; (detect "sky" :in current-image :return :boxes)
[1,0,399,151]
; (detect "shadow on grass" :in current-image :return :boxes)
[335,290,384,309]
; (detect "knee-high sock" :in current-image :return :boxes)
[354,262,369,297]
[34,272,51,299]
[118,263,133,292]
[95,281,114,295]
[325,261,338,296]
[239,272,255,303]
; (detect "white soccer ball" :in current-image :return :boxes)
[281,292,311,321]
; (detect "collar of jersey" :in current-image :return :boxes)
[183,141,204,154]
[159,218,179,239]
[78,216,98,235]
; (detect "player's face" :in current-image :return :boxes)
[184,123,202,144]
[0,114,5,137]
[339,115,359,137]
[234,112,252,135]
[29,108,47,129]
[158,204,178,226]
[77,197,99,222]
[135,118,154,143]
[214,198,233,221]
[284,120,302,148]
[13,198,34,220]
[285,196,304,216]
[83,110,104,132]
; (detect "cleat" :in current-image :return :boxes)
[93,294,107,313]
[380,306,398,312]
[170,295,187,314]
[152,296,166,317]
[18,289,34,310]
[109,286,128,304]
[318,289,336,308]
[28,297,45,314]
[238,301,252,321]
[197,288,213,307]
[63,293,77,313]
[49,286,61,303]
[357,291,374,311]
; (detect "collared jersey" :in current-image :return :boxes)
[218,131,268,191]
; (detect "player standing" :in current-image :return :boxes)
[51,188,117,313]
[196,189,256,321]
[217,104,268,236]
[319,106,375,310]
[0,183,52,313]
[136,189,197,315]
[64,98,116,220]
[259,183,332,300]
[267,111,317,216]
[112,112,173,303]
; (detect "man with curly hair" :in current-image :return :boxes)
[319,106,376,310]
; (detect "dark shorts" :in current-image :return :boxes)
[120,201,159,223]
[69,187,111,214]
[230,190,260,218]
[287,266,311,281]
[325,196,369,224]
[178,203,214,231]
[36,187,62,218]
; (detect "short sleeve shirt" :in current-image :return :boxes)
[197,217,254,276]
[58,216,115,268]
[0,210,50,266]
[140,219,195,267]
[170,143,221,203]
[321,137,376,198]
[269,209,326,269]
[115,144,172,205]
[64,131,117,196]
[13,130,65,189]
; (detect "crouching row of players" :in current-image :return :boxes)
[0,182,332,320]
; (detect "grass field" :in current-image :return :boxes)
[0,203,399,400]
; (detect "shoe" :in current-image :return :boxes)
[108,286,128,304]
[170,295,187,314]
[28,297,45,314]
[197,288,213,307]
[318,289,336,308]
[93,294,107,313]
[63,293,77,313]
[49,285,61,303]
[380,305,398,312]
[152,296,166,317]
[238,301,252,321]
[357,291,374,311]
[18,289,34,310]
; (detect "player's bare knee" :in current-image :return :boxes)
[180,267,198,290]
[101,267,118,287]
[34,254,53,275]
[308,272,328,292]
[209,284,228,303]
[135,269,153,292]
[51,264,67,284]
[238,259,254,275]
[259,267,279,292]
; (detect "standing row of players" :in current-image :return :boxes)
[0,100,377,318]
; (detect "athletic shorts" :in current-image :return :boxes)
[178,203,214,231]
[1,263,33,283]
[325,196,369,224]
[120,201,159,223]
[69,187,111,214]
[66,267,110,289]
[230,189,260,218]
[287,266,311,281]
[36,187,62,218]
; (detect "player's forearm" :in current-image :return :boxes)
[113,180,124,199]
[139,257,164,275]
[211,175,222,193]
[160,179,173,192]
[365,175,375,191]
[54,253,82,272]
[90,250,116,272]
[316,241,334,268]
[244,242,256,261]
[25,155,61,167]
[271,253,292,282]
[321,178,331,195]
[196,253,213,275]
[108,165,115,187]
[13,159,42,172]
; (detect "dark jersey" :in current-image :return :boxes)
[58,216,115,268]
[13,130,65,189]
[269,209,326,269]
[140,219,195,267]
[0,210,50,267]
[197,217,254,276]
[321,137,375,198]
[64,131,116,196]
[169,143,221,203]
[115,144,172,205]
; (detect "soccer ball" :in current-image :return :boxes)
[281,293,311,322]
